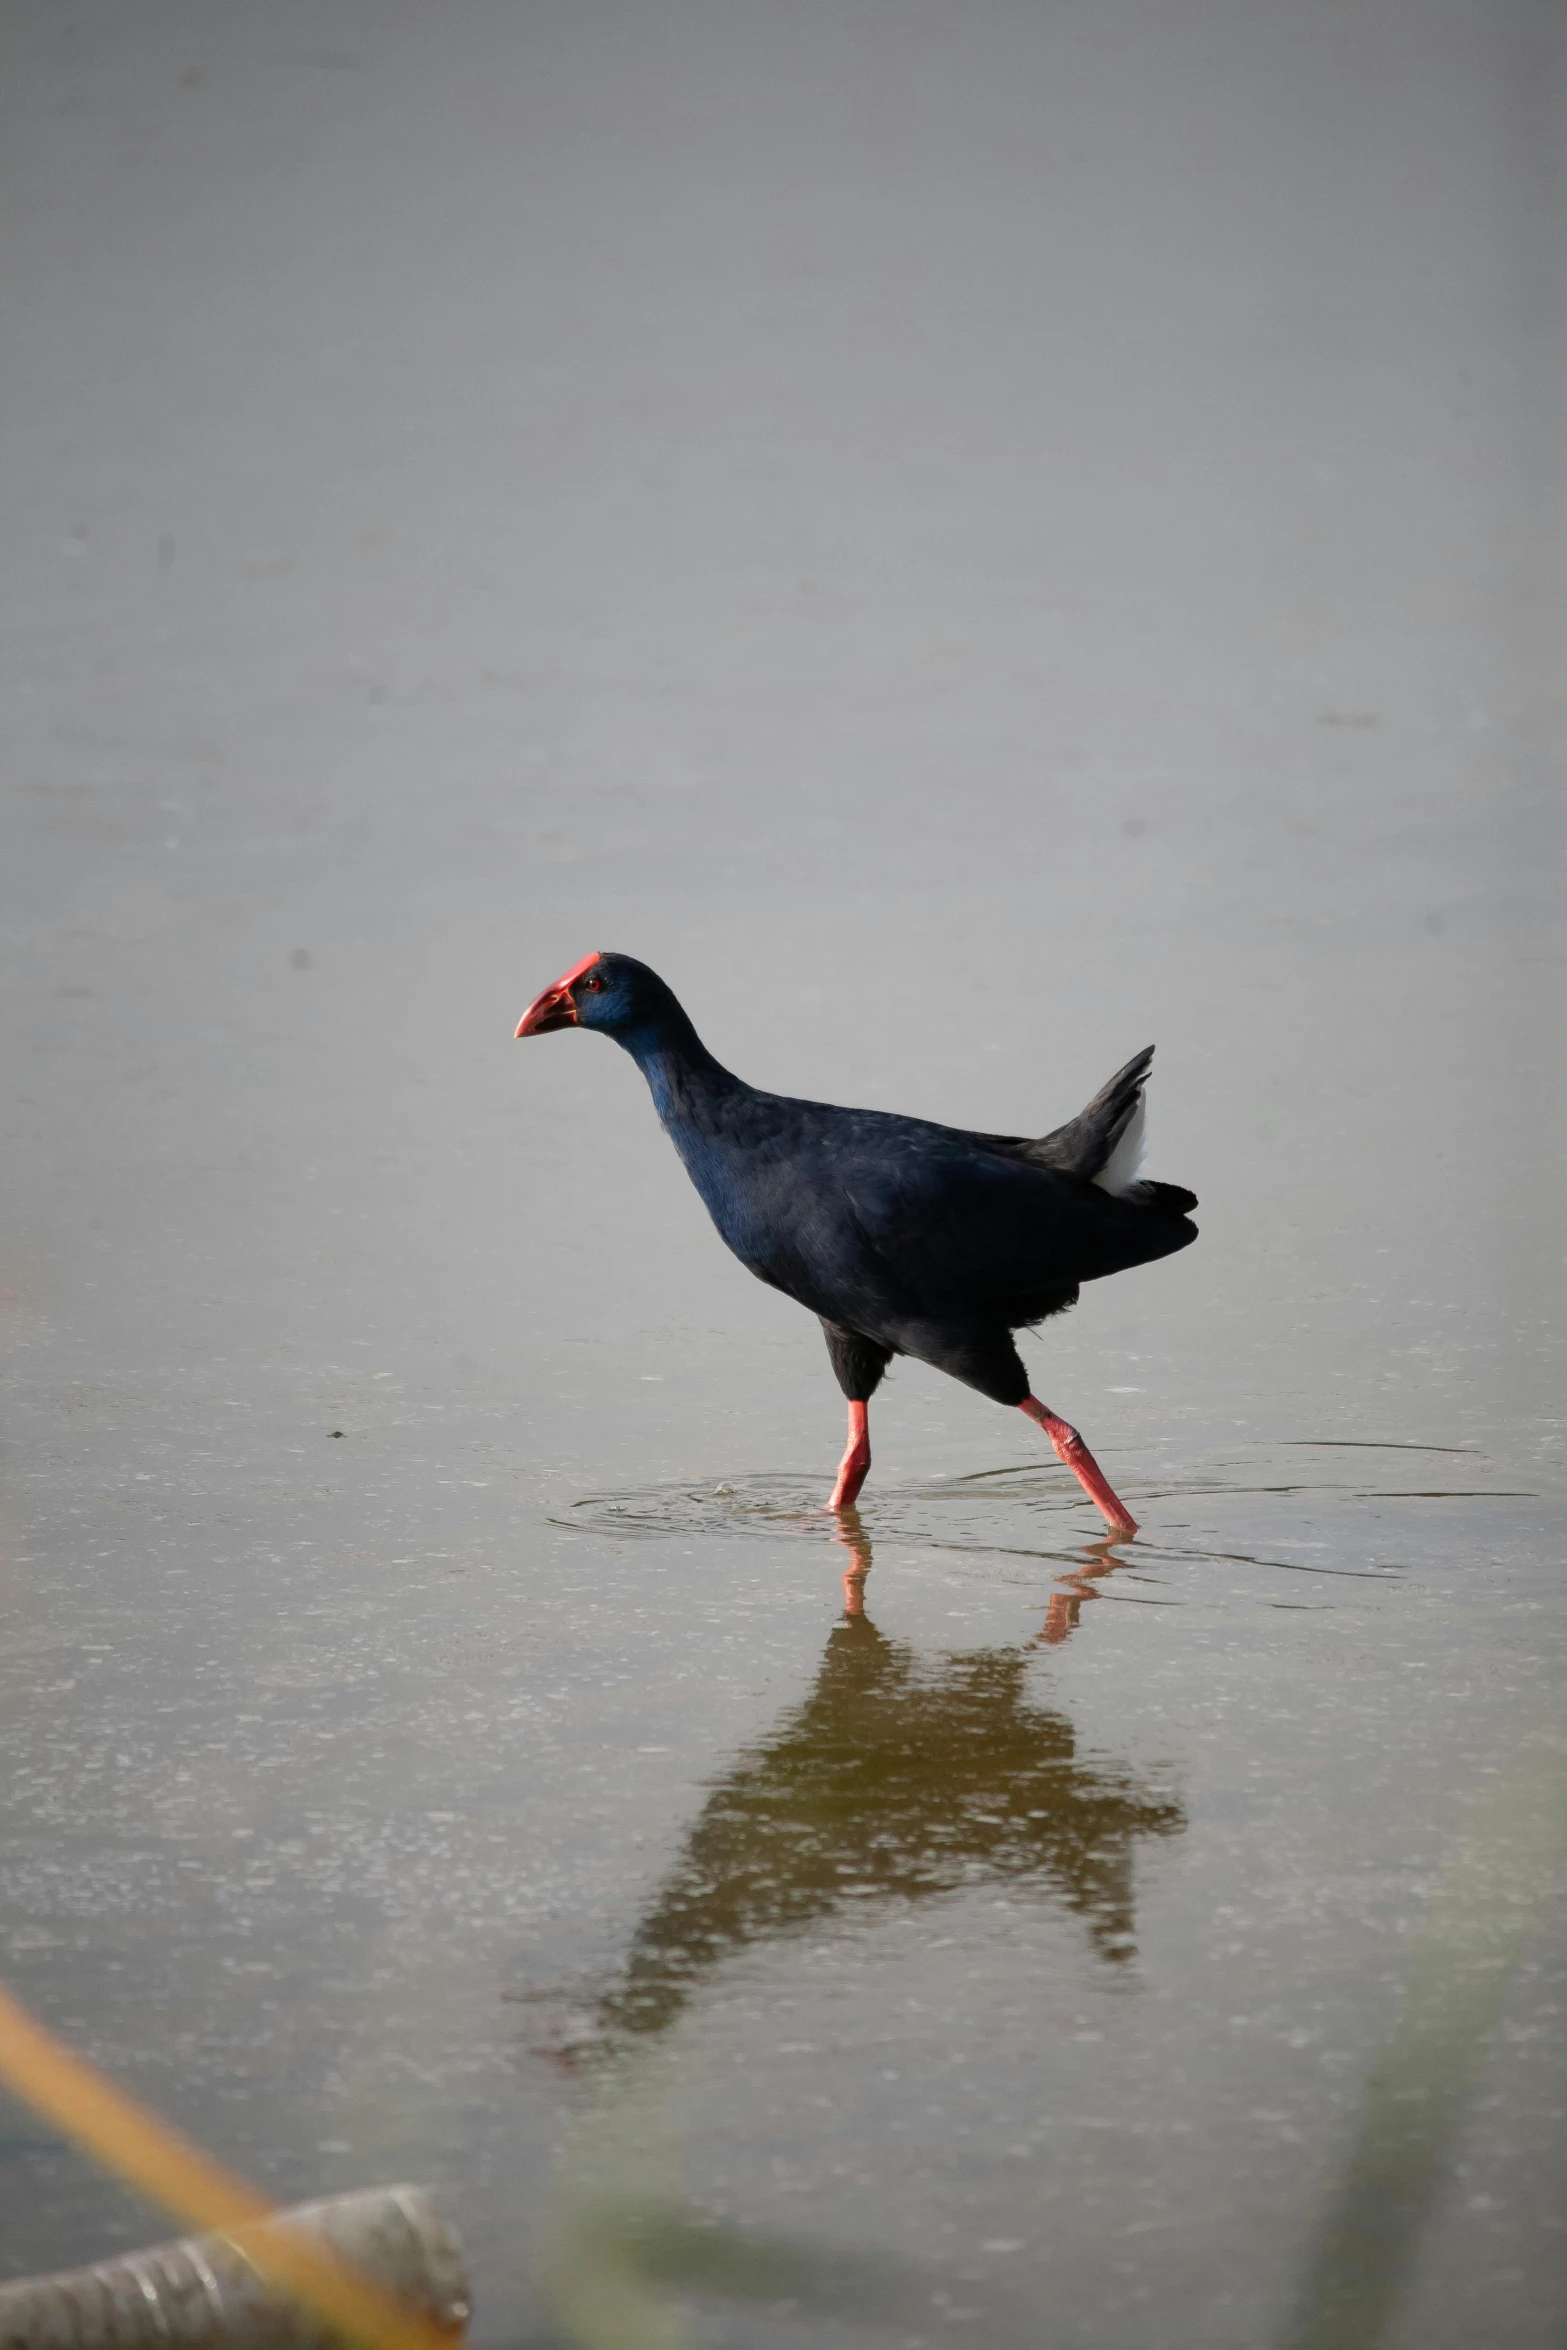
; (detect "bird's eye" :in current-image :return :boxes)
[583,973,604,992]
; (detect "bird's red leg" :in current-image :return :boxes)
[828,1400,871,1512]
[1019,1396,1137,1536]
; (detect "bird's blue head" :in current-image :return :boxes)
[514,951,684,1048]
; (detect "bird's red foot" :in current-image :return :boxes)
[828,1400,871,1512]
[1019,1397,1138,1535]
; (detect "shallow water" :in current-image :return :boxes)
[2,2,1564,2344]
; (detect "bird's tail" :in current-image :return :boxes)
[1021,1047,1197,1210]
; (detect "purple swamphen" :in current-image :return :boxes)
[516,952,1197,1533]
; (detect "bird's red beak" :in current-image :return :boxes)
[514,950,603,1038]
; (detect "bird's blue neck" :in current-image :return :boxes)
[615,1007,738,1132]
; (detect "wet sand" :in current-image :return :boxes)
[2,2,1564,2343]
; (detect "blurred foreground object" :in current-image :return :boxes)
[0,1978,465,2350]
[0,2189,468,2350]
[1280,1738,1567,2350]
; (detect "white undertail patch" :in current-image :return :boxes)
[1093,1090,1146,1196]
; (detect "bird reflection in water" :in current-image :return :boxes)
[1037,1533,1139,1646]
[564,1514,1184,2054]
[836,1508,1133,1645]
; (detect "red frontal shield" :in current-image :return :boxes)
[515,951,603,1037]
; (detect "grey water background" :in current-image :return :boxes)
[1,1,1564,2342]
